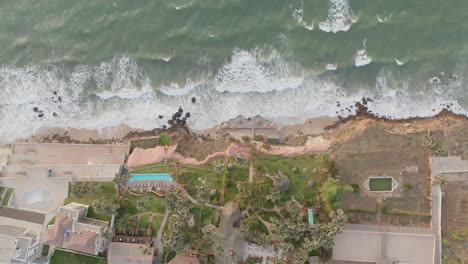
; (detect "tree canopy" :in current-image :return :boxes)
[92,197,120,215]
[70,182,101,198]
[159,133,170,146]
[164,187,192,218]
[320,178,352,211]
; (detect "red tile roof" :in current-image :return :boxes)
[168,255,200,264]
[66,231,98,255]
[43,213,73,247]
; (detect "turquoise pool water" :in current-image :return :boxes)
[129,173,172,182]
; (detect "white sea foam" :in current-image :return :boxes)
[355,39,372,67]
[377,13,392,23]
[292,0,314,30]
[0,54,466,144]
[395,59,405,66]
[214,48,304,93]
[326,64,338,71]
[169,0,193,10]
[319,0,357,33]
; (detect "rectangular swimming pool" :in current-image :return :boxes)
[129,173,173,182]
[369,177,392,191]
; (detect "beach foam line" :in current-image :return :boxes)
[0,54,467,144]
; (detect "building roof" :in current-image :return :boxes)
[0,225,37,263]
[44,203,108,255]
[44,213,74,247]
[108,242,154,264]
[332,225,435,264]
[0,230,17,264]
[0,206,45,224]
[168,255,200,264]
[15,235,34,260]
[66,231,98,255]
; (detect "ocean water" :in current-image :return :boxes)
[0,0,467,143]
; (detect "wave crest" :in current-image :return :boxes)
[319,0,357,33]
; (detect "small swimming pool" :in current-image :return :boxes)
[129,173,173,182]
[369,177,393,192]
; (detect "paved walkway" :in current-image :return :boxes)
[429,157,466,264]
[154,209,169,261]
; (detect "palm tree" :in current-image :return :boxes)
[114,194,128,207]
[171,161,188,183]
[314,152,331,168]
[315,152,331,184]
[115,213,136,234]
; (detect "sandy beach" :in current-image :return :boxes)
[6,106,466,149]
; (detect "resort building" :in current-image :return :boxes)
[0,143,127,212]
[126,173,175,192]
[107,241,154,264]
[0,206,52,264]
[331,224,436,264]
[0,225,42,264]
[43,203,109,255]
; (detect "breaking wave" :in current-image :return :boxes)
[319,0,358,33]
[0,52,467,144]
[355,39,372,67]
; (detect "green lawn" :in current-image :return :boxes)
[65,182,117,222]
[49,250,106,264]
[151,215,163,235]
[123,194,165,215]
[1,188,14,206]
[369,178,392,192]
[258,154,320,205]
[129,137,160,154]
[139,215,150,229]
[41,244,50,256]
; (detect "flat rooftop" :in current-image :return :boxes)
[0,206,45,225]
[332,224,435,264]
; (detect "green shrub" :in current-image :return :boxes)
[451,230,467,242]
[159,134,170,146]
[261,143,272,150]
[405,183,413,190]
[254,135,264,141]
[241,136,251,142]
[351,184,360,193]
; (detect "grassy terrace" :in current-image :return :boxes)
[65,182,117,222]
[131,157,249,205]
[1,188,14,206]
[50,250,105,264]
[258,154,320,205]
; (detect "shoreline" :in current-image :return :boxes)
[4,105,465,147]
